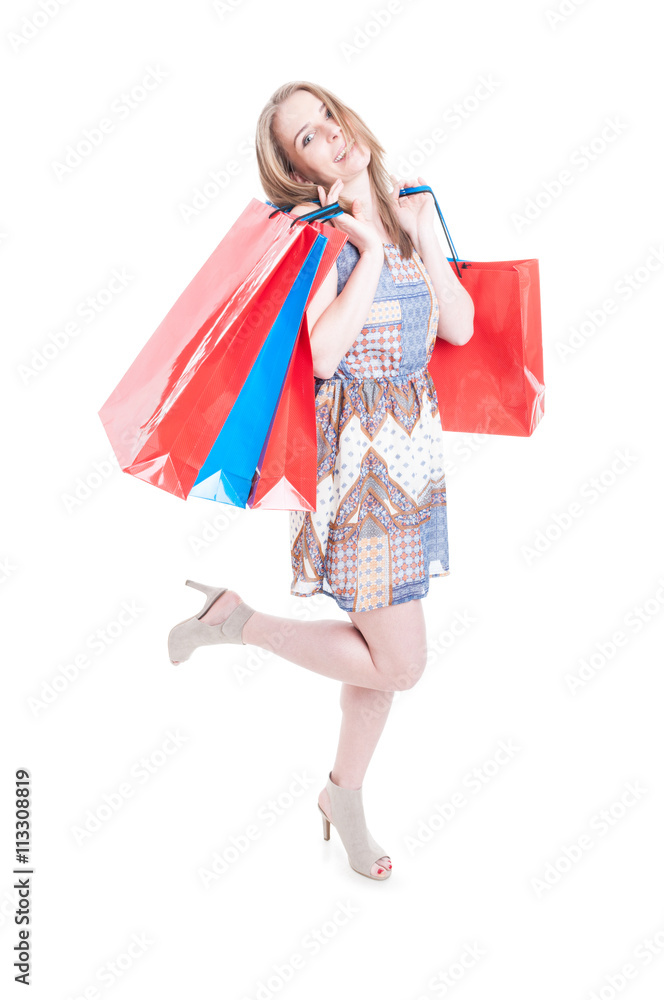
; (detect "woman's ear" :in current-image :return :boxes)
[289,169,311,185]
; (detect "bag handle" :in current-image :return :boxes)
[268,185,462,278]
[267,201,344,226]
[399,184,462,278]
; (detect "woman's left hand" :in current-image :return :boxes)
[389,174,437,240]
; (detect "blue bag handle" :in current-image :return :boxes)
[266,184,463,278]
[266,200,344,226]
[398,184,462,279]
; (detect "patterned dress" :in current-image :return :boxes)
[289,239,450,613]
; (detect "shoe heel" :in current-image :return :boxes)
[318,804,331,841]
[184,580,228,619]
[168,581,255,664]
[325,772,391,880]
[186,579,225,600]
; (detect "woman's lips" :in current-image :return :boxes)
[333,138,355,162]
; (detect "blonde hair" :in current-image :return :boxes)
[255,80,414,259]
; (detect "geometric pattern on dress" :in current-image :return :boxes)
[290,238,451,612]
[333,447,432,532]
[342,299,403,378]
[389,522,425,592]
[290,509,325,585]
[368,298,401,325]
[335,376,423,441]
[356,519,391,609]
[325,523,359,606]
[399,291,431,369]
[383,244,422,284]
[416,253,441,348]
[313,384,341,481]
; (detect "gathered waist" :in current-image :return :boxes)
[316,362,430,385]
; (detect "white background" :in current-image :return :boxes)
[2,0,663,997]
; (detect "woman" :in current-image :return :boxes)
[168,82,474,881]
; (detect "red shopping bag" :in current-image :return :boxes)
[429,258,544,436]
[183,226,326,506]
[247,311,318,510]
[246,203,347,510]
[399,184,544,436]
[98,198,346,507]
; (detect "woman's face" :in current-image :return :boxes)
[273,89,369,189]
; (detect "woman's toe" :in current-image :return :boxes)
[372,858,391,877]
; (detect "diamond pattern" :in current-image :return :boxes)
[290,241,449,612]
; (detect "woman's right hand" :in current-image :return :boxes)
[317,180,384,257]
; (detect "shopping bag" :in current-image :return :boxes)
[404,184,545,436]
[188,202,347,508]
[247,310,318,510]
[98,200,311,497]
[98,197,346,507]
[188,229,326,506]
[245,200,348,510]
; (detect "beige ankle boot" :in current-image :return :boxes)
[318,772,392,880]
[168,580,256,663]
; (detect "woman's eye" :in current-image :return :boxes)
[303,108,333,147]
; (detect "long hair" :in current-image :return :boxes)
[255,80,414,259]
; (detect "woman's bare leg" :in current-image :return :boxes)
[319,601,427,875]
[193,589,427,692]
[318,682,394,875]
[195,591,428,878]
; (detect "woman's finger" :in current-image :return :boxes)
[324,179,342,207]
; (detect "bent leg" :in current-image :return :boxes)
[237,593,428,691]
[347,597,429,691]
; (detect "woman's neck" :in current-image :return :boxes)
[336,170,388,240]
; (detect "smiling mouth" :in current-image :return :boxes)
[333,138,356,162]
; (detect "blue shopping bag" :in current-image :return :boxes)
[188,231,327,507]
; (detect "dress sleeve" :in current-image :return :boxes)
[335,240,360,297]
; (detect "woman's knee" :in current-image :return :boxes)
[348,600,428,691]
[383,652,427,690]
[372,640,428,690]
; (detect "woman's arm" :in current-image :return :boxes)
[309,248,383,378]
[289,203,384,379]
[414,228,474,346]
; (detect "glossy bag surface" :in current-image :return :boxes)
[428,258,544,436]
[396,183,544,437]
[248,214,347,510]
[247,311,318,510]
[189,230,326,507]
[98,198,346,508]
[247,199,348,510]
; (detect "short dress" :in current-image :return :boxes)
[289,238,450,613]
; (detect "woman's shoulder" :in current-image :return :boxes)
[264,198,318,217]
[285,201,319,218]
[263,200,364,284]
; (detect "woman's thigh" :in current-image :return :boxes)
[347,598,428,690]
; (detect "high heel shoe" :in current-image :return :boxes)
[167,580,256,664]
[318,772,392,881]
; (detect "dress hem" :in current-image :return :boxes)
[290,570,450,613]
